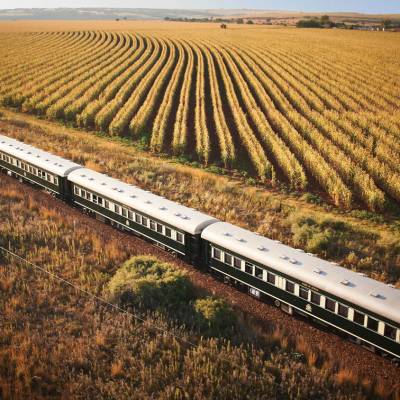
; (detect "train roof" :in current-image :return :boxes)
[67,168,219,235]
[0,135,82,177]
[202,222,400,325]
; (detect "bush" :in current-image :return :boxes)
[290,215,352,258]
[302,192,323,205]
[194,297,237,337]
[106,256,194,310]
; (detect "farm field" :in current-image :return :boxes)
[0,22,400,211]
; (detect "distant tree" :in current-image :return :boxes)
[115,18,120,22]
[320,15,330,24]
[247,20,254,25]
[236,18,244,24]
[383,19,392,29]
[296,19,322,28]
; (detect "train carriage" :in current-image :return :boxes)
[67,168,218,264]
[201,222,400,359]
[0,134,81,195]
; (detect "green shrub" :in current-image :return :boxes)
[301,192,323,205]
[106,256,194,310]
[194,297,237,337]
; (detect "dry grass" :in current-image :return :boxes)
[1,181,390,399]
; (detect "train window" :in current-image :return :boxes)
[105,200,110,209]
[254,266,263,279]
[224,253,232,265]
[311,292,321,305]
[128,210,133,220]
[325,298,336,312]
[213,248,221,260]
[157,224,163,234]
[165,227,172,238]
[135,214,142,224]
[142,217,148,226]
[150,220,156,230]
[299,286,309,300]
[74,186,79,195]
[233,257,242,269]
[245,262,253,275]
[353,311,365,326]
[367,317,379,332]
[54,177,59,186]
[176,232,184,244]
[93,195,98,204]
[267,273,276,285]
[121,208,127,217]
[384,324,397,340]
[338,304,348,318]
[286,281,295,294]
[115,204,121,215]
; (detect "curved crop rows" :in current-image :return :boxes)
[0,29,399,211]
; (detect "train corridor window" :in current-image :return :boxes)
[325,298,336,312]
[367,317,379,332]
[115,204,121,215]
[213,248,221,260]
[286,280,295,294]
[128,210,133,220]
[92,195,98,204]
[156,224,163,234]
[97,197,104,206]
[122,208,127,218]
[384,324,397,340]
[299,286,309,300]
[150,220,156,230]
[142,217,148,227]
[135,214,141,224]
[224,253,233,265]
[254,266,263,279]
[311,292,321,306]
[267,272,276,285]
[245,262,253,275]
[54,177,59,186]
[233,257,242,269]
[353,311,365,326]
[165,227,172,238]
[176,232,184,244]
[338,304,349,318]
[74,186,79,195]
[104,200,110,209]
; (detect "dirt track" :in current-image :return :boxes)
[1,173,399,393]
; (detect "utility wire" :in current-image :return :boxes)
[0,245,199,349]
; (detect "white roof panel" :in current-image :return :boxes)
[202,222,400,325]
[67,168,219,235]
[0,134,82,177]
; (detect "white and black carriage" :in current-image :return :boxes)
[0,135,81,196]
[67,168,218,265]
[201,222,400,360]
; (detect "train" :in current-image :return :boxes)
[1,133,399,361]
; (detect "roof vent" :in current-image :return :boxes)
[174,212,182,217]
[357,272,367,277]
[280,255,288,260]
[145,200,152,204]
[223,232,232,237]
[101,182,106,186]
[314,268,323,275]
[130,194,137,198]
[307,253,315,257]
[274,240,281,244]
[289,259,298,264]
[236,237,245,243]
[340,279,350,286]
[369,291,381,298]
[387,284,396,289]
[257,245,266,251]
[159,206,167,210]
[182,215,189,220]
[112,187,118,190]
[81,174,86,178]
[118,189,124,193]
